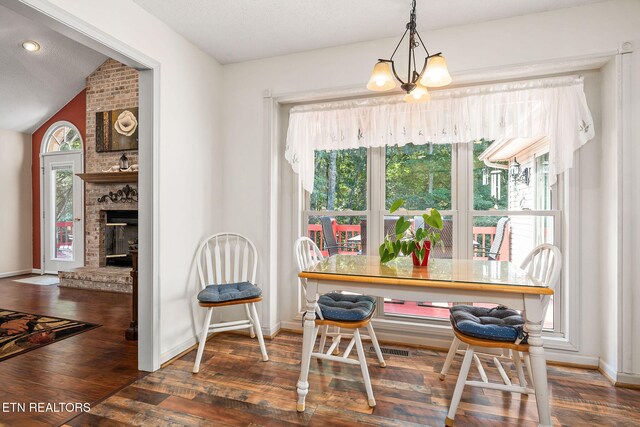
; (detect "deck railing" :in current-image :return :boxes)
[308,221,510,261]
[55,221,73,249]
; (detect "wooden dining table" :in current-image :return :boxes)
[296,255,555,427]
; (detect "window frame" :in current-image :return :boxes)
[40,121,83,155]
[301,140,565,336]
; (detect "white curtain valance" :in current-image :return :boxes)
[285,75,595,193]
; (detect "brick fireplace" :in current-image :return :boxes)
[59,59,139,293]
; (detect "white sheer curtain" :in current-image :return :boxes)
[285,75,594,192]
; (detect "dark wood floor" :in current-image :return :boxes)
[0,274,141,427]
[67,330,640,426]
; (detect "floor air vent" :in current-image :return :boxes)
[368,346,410,357]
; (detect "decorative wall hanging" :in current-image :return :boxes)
[96,107,139,152]
[97,185,138,203]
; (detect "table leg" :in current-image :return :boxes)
[296,280,318,412]
[524,296,552,427]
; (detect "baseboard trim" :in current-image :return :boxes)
[31,268,43,274]
[160,336,198,366]
[613,371,640,388]
[0,269,32,279]
[599,359,618,385]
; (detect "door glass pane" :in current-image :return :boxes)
[386,143,452,210]
[52,166,74,260]
[382,215,454,320]
[310,148,367,211]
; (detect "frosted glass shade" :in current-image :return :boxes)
[367,61,397,91]
[420,55,452,87]
[403,83,430,103]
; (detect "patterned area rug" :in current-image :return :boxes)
[0,309,99,362]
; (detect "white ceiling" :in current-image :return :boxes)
[133,0,605,64]
[0,5,107,134]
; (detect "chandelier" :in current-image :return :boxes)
[367,0,452,102]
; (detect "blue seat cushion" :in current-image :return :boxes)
[197,282,262,303]
[449,305,525,343]
[318,293,376,322]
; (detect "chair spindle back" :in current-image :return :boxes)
[295,236,324,274]
[520,243,562,315]
[197,233,258,289]
[294,236,325,320]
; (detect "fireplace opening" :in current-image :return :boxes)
[104,210,138,267]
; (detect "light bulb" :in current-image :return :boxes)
[367,61,397,92]
[21,40,40,52]
[420,55,452,88]
[403,83,430,103]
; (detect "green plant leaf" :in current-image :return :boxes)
[389,198,404,214]
[425,208,443,230]
[394,240,402,255]
[395,218,411,237]
[417,246,426,264]
[395,216,404,235]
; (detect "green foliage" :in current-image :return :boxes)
[54,169,73,222]
[310,148,367,213]
[309,139,508,228]
[473,139,507,226]
[385,143,452,211]
[379,199,444,264]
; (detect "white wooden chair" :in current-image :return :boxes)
[192,233,268,374]
[294,236,385,407]
[442,244,562,426]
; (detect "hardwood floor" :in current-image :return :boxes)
[67,330,640,426]
[0,274,141,427]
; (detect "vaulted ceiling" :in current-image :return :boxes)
[0,4,107,134]
[133,0,606,64]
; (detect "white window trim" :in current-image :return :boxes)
[40,120,84,155]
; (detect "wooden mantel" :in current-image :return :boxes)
[76,171,138,184]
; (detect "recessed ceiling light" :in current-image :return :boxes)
[22,40,40,52]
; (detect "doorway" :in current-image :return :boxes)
[41,122,84,273]
[4,0,160,372]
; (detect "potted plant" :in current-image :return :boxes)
[379,198,444,267]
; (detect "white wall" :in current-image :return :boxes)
[598,57,618,379]
[0,129,32,277]
[220,0,640,374]
[23,0,225,365]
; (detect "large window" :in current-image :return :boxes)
[303,137,561,333]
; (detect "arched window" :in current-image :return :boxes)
[42,122,83,153]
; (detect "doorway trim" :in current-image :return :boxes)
[3,0,162,371]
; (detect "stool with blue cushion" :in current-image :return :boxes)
[192,233,269,375]
[294,237,386,408]
[442,244,562,426]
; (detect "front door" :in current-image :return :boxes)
[43,153,84,273]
